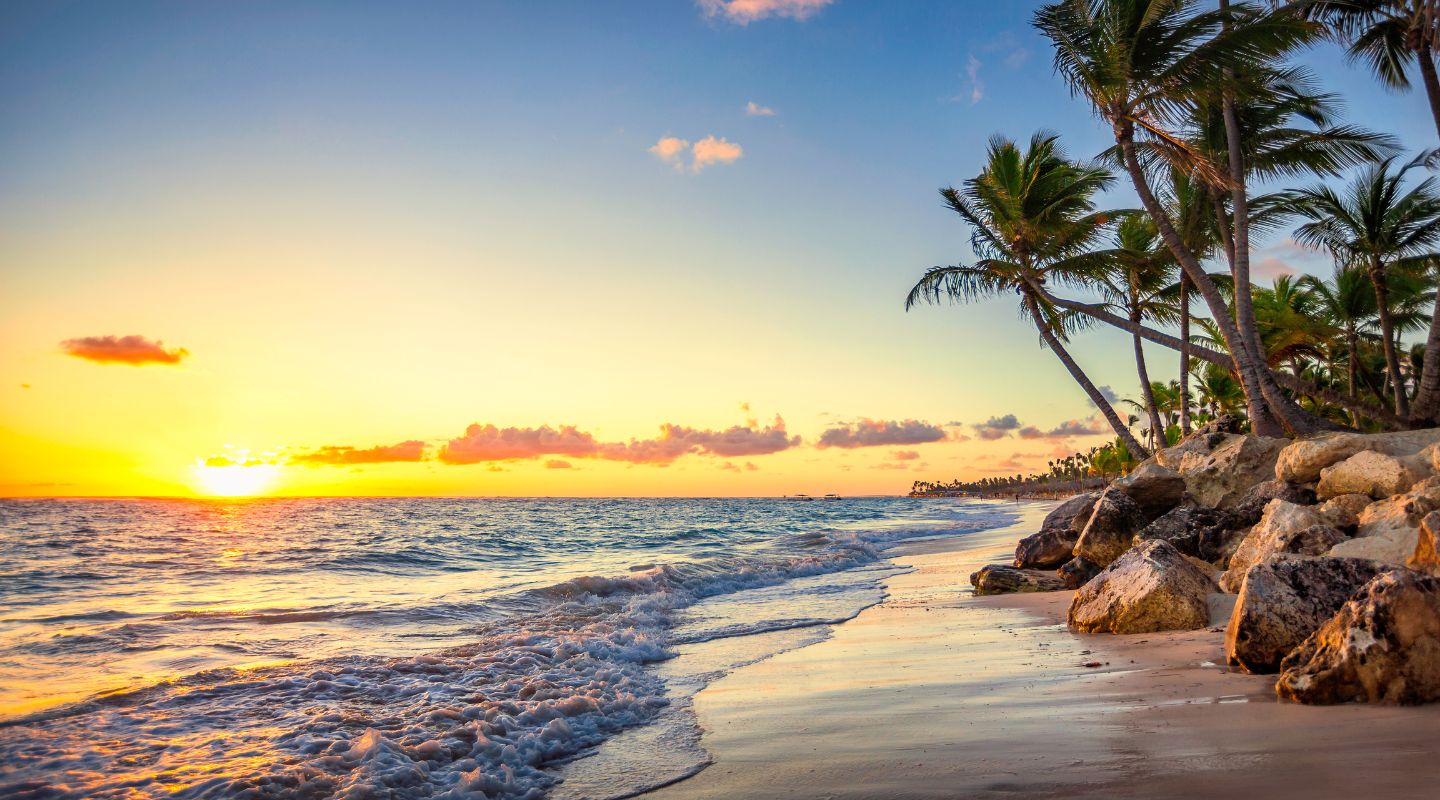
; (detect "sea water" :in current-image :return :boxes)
[0,497,1014,799]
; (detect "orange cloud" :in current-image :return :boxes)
[817,419,946,449]
[439,424,600,464]
[544,459,574,469]
[699,0,834,24]
[438,417,799,466]
[61,335,188,366]
[892,450,921,461]
[291,440,427,465]
[690,135,743,171]
[649,136,689,164]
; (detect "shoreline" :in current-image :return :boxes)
[640,499,1440,799]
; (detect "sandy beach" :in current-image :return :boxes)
[644,502,1440,799]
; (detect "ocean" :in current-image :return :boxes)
[0,497,1015,799]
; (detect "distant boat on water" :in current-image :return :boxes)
[783,493,843,501]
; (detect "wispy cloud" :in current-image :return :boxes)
[439,417,798,466]
[291,440,427,465]
[973,414,1021,440]
[745,100,777,117]
[816,419,947,449]
[965,55,983,104]
[61,335,188,366]
[891,450,921,461]
[699,0,834,24]
[544,459,574,470]
[649,134,743,172]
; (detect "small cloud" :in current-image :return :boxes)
[698,0,834,24]
[1087,386,1120,408]
[1254,256,1295,280]
[292,440,427,466]
[891,450,921,461]
[649,136,690,164]
[690,135,743,171]
[973,414,1021,440]
[62,335,188,366]
[745,101,777,117]
[1047,418,1105,437]
[966,55,983,104]
[439,424,600,464]
[544,459,574,470]
[744,461,759,471]
[1018,426,1045,440]
[817,419,947,449]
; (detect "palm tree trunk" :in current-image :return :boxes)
[1417,44,1440,144]
[1347,328,1358,399]
[1179,275,1192,435]
[1368,258,1410,417]
[1133,310,1166,448]
[1221,82,1272,422]
[1114,123,1298,435]
[1024,292,1149,459]
[1411,293,1440,425]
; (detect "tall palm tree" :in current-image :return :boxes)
[905,133,1150,457]
[1035,0,1324,435]
[1298,0,1440,142]
[1278,156,1440,419]
[1300,266,1379,403]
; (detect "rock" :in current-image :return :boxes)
[1409,511,1440,576]
[1219,500,1332,593]
[1072,487,1146,568]
[1067,540,1217,634]
[1041,492,1100,535]
[970,564,1067,595]
[1015,493,1099,569]
[1317,450,1422,500]
[1113,462,1185,516]
[1224,556,1386,674]
[1132,504,1227,558]
[1059,556,1101,589]
[1276,569,1440,704]
[1199,525,1251,567]
[1230,480,1317,528]
[1155,431,1228,471]
[1319,493,1371,530]
[1327,494,1428,566]
[1276,429,1440,484]
[1177,434,1286,510]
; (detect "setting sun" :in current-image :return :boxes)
[192,462,280,497]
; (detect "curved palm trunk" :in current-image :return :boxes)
[1411,295,1440,425]
[1418,45,1440,144]
[1024,292,1149,459]
[1179,276,1192,435]
[1369,259,1410,417]
[1133,310,1166,448]
[1115,125,1299,435]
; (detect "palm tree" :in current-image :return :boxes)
[905,132,1150,457]
[1300,266,1379,404]
[1035,0,1324,435]
[1298,0,1440,143]
[1278,156,1440,419]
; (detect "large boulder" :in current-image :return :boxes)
[1176,434,1286,510]
[1042,492,1100,534]
[1059,556,1101,589]
[970,564,1067,595]
[1276,569,1440,705]
[1015,493,1098,569]
[1317,450,1423,500]
[1132,504,1227,558]
[1276,429,1440,484]
[1113,462,1186,516]
[1409,511,1440,576]
[1072,487,1146,568]
[1219,500,1338,593]
[1230,480,1318,528]
[1224,556,1387,674]
[1067,540,1217,634]
[1327,492,1431,566]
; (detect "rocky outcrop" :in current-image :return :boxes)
[1132,504,1225,558]
[1219,501,1339,593]
[1319,493,1371,530]
[1276,569,1440,704]
[1059,556,1101,589]
[1224,556,1386,674]
[1275,429,1440,484]
[1325,487,1438,566]
[1409,511,1440,576]
[1072,487,1146,568]
[970,564,1067,595]
[1317,450,1423,500]
[1113,462,1185,516]
[1067,540,1217,634]
[1176,434,1286,510]
[1014,493,1098,569]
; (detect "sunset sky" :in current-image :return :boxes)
[1,0,1431,497]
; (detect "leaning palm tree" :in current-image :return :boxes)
[1035,0,1325,435]
[905,132,1149,457]
[1278,156,1440,419]
[1300,265,1379,403]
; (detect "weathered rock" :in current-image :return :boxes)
[1319,493,1371,530]
[1113,462,1186,516]
[1177,434,1286,510]
[1199,525,1251,567]
[1155,431,1229,471]
[1058,556,1101,589]
[1072,487,1146,568]
[1067,540,1217,634]
[1230,480,1317,528]
[1276,429,1440,485]
[1409,511,1440,576]
[1317,450,1422,501]
[970,564,1067,595]
[1015,493,1099,569]
[1327,494,1427,566]
[1041,492,1100,535]
[1220,500,1332,593]
[1277,569,1440,704]
[1225,556,1386,674]
[1132,504,1227,558]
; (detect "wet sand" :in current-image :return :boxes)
[642,502,1440,799]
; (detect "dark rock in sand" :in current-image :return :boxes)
[1277,569,1440,704]
[1059,557,1101,589]
[1113,462,1186,516]
[1133,505,1227,558]
[1073,487,1146,568]
[1225,556,1386,674]
[1067,540,1216,634]
[970,564,1067,595]
[1014,493,1098,569]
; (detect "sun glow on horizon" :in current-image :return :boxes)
[192,461,281,498]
